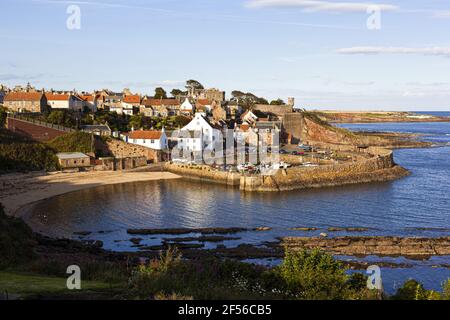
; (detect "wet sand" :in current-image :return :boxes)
[0,170,181,217]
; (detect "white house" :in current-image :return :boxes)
[177,113,222,152]
[123,129,168,150]
[179,98,194,115]
[119,94,141,115]
[45,93,84,111]
[79,94,98,112]
[241,110,258,124]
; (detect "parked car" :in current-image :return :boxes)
[298,144,312,152]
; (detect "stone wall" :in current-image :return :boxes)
[93,156,147,171]
[240,147,406,192]
[165,163,240,186]
[101,138,166,163]
[282,113,304,143]
[6,117,70,142]
[253,104,293,117]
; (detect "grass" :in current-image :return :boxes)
[0,271,123,299]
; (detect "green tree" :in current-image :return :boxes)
[154,87,167,99]
[171,89,186,97]
[185,79,204,90]
[46,110,65,125]
[231,91,269,109]
[393,279,428,300]
[270,99,285,105]
[172,115,190,128]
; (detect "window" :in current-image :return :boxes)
[151,140,155,143]
[143,139,146,143]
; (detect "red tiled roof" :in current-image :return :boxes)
[197,99,211,106]
[79,95,94,102]
[142,99,179,106]
[240,123,250,132]
[129,130,162,140]
[45,93,71,101]
[4,92,43,102]
[123,95,141,104]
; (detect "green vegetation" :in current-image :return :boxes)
[0,129,111,173]
[170,89,186,97]
[0,106,7,127]
[0,272,120,298]
[393,279,450,300]
[231,91,269,109]
[0,204,448,301]
[186,79,204,90]
[270,98,285,105]
[129,248,376,300]
[154,87,167,99]
[0,204,36,268]
[0,129,59,172]
[47,131,94,154]
[46,110,76,127]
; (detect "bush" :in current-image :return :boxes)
[0,129,59,172]
[0,106,7,127]
[276,248,350,299]
[47,131,94,154]
[129,248,284,300]
[392,279,448,300]
[0,203,36,269]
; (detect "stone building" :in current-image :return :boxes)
[212,104,227,121]
[3,91,48,113]
[188,88,226,102]
[56,152,91,169]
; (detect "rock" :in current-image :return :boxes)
[129,238,142,245]
[290,227,317,231]
[73,231,91,236]
[320,233,328,238]
[127,227,247,235]
[162,235,240,243]
[253,227,272,231]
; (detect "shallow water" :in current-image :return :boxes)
[24,120,450,294]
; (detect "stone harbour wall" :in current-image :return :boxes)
[240,147,406,192]
[164,163,240,186]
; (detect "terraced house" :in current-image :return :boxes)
[45,93,84,112]
[122,129,168,150]
[140,98,180,117]
[3,91,48,113]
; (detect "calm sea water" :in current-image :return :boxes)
[24,119,450,294]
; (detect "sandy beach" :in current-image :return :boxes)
[0,170,181,217]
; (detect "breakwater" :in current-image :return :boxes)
[165,147,408,192]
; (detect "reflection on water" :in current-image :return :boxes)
[24,121,450,293]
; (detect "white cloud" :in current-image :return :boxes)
[336,46,450,57]
[245,0,398,13]
[433,10,450,19]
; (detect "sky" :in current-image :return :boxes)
[1,0,450,111]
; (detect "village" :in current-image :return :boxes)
[0,80,347,174]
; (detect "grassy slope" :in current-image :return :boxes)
[0,272,121,298]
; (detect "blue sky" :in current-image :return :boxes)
[1,0,450,110]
